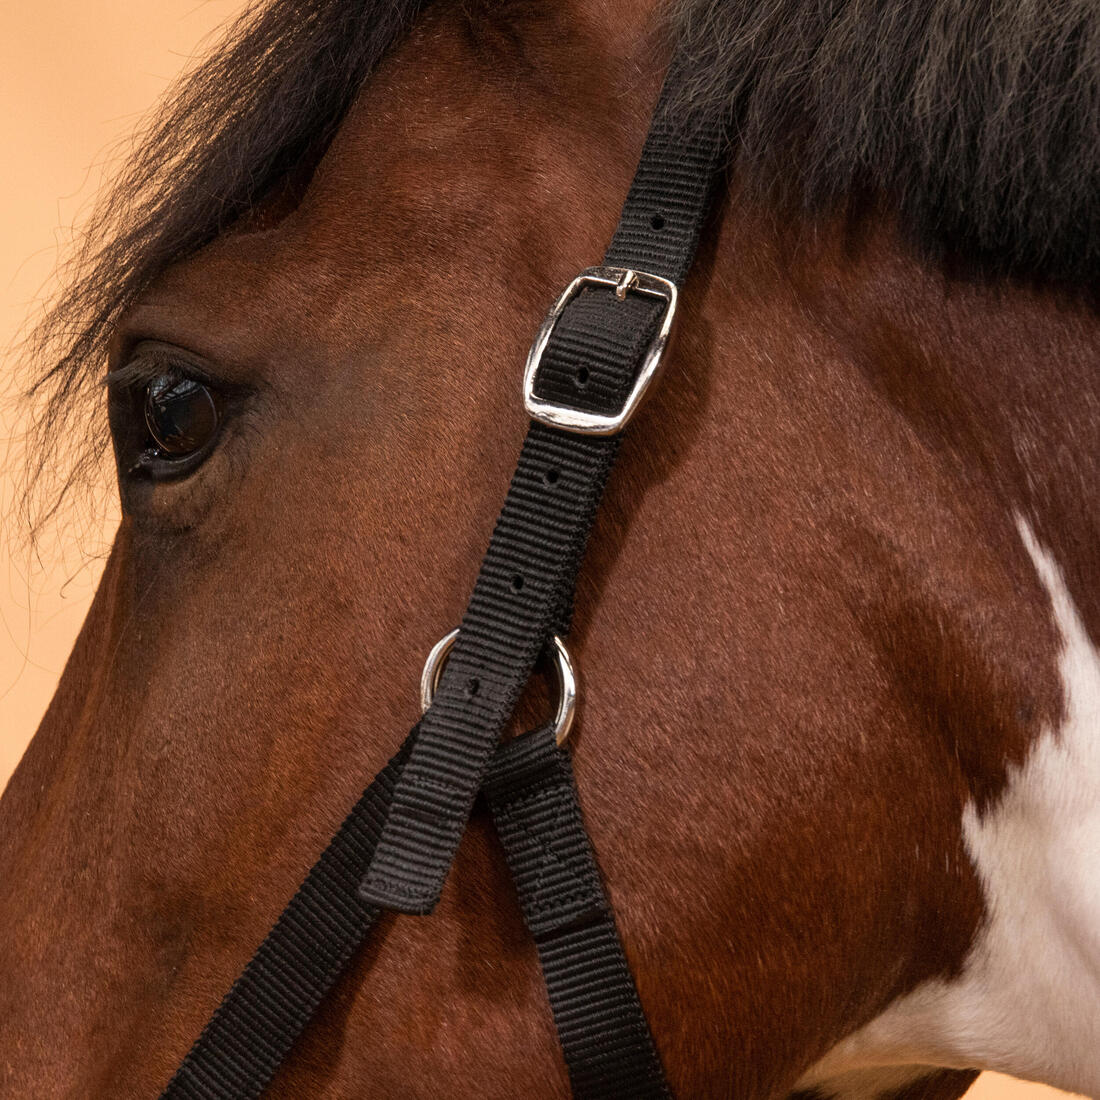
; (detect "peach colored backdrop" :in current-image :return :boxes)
[0,5,1078,1099]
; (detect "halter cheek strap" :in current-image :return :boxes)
[161,55,727,1100]
[361,61,724,917]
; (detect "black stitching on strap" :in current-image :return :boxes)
[484,728,670,1098]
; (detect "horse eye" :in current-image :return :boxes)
[144,375,219,456]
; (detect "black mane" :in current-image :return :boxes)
[674,0,1100,288]
[20,0,1100,519]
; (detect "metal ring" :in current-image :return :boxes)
[419,628,577,746]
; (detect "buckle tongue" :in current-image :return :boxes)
[523,265,678,436]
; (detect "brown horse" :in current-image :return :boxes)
[4,0,1100,1095]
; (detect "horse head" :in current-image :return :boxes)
[3,1,1099,1096]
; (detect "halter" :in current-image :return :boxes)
[162,47,728,1100]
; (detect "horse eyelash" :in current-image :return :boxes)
[103,353,221,394]
[103,358,185,392]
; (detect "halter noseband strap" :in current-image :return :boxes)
[161,53,727,1100]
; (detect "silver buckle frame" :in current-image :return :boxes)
[523,265,678,436]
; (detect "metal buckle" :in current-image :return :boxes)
[420,629,578,746]
[523,265,678,436]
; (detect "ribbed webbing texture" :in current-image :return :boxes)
[357,425,618,913]
[485,729,671,1099]
[605,85,725,285]
[161,741,410,1099]
[359,64,726,917]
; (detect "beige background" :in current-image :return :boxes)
[0,4,1081,1098]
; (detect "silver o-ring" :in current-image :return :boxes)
[419,628,577,746]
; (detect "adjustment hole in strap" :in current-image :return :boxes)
[543,467,561,486]
[523,265,678,436]
[420,629,577,746]
[650,212,666,230]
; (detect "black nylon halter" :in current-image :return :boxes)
[161,51,727,1100]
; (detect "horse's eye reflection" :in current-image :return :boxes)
[144,374,219,457]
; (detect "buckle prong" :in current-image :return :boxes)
[523,265,678,436]
[614,269,638,300]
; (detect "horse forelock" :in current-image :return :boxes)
[18,0,427,531]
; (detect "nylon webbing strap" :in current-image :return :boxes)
[161,739,411,1099]
[359,67,726,916]
[163,729,671,1099]
[484,728,671,1099]
[358,424,618,915]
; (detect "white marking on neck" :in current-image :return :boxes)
[797,518,1100,1098]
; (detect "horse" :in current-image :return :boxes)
[3,0,1099,1095]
